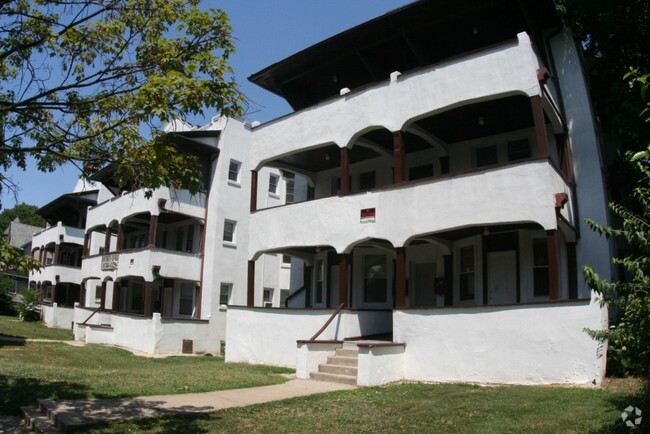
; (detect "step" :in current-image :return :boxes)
[318,363,358,376]
[20,407,60,434]
[310,371,357,386]
[326,355,358,367]
[334,347,358,358]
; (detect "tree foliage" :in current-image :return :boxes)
[584,70,650,376]
[0,0,243,198]
[0,203,46,232]
[556,0,650,197]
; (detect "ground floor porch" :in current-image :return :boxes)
[225,297,606,386]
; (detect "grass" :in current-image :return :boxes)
[0,314,74,340]
[0,342,293,416]
[83,379,648,434]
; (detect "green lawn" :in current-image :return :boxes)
[84,379,648,434]
[0,314,74,340]
[0,342,292,416]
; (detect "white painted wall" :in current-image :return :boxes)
[251,33,541,169]
[296,342,342,379]
[357,345,405,387]
[550,29,614,295]
[40,303,75,329]
[393,299,607,385]
[225,307,392,367]
[250,161,570,256]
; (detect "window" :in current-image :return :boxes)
[268,174,279,194]
[363,255,387,303]
[129,283,144,313]
[223,220,236,243]
[175,226,184,251]
[533,239,550,297]
[178,282,195,316]
[161,231,168,249]
[331,177,341,196]
[185,224,194,252]
[315,259,324,305]
[409,164,434,180]
[219,283,231,306]
[94,285,102,303]
[263,287,273,307]
[283,172,295,203]
[228,160,241,183]
[280,289,290,306]
[282,254,292,265]
[359,171,376,190]
[507,139,531,161]
[476,145,498,167]
[459,246,475,301]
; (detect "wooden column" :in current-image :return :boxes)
[116,224,124,252]
[567,242,578,299]
[144,282,153,316]
[112,281,120,311]
[247,260,255,307]
[393,131,406,184]
[38,247,45,265]
[304,264,312,307]
[531,95,549,158]
[338,254,349,308]
[100,281,107,310]
[250,170,258,212]
[148,214,158,247]
[546,230,560,300]
[80,281,86,308]
[103,227,111,253]
[83,234,90,256]
[395,247,406,308]
[340,147,350,195]
[53,243,60,265]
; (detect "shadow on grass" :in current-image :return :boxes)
[68,413,219,434]
[0,336,26,347]
[593,379,649,433]
[0,374,91,417]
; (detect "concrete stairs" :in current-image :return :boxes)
[20,404,61,433]
[310,346,358,385]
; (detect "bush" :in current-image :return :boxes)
[0,274,16,315]
[16,287,41,322]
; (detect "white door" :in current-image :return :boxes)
[412,262,436,307]
[487,251,517,304]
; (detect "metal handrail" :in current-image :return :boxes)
[81,306,102,325]
[309,303,345,341]
[284,285,306,307]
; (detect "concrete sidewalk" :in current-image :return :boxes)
[21,379,356,432]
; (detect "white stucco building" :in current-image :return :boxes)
[225,0,613,386]
[70,118,294,355]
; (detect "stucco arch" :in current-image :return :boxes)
[251,245,335,265]
[342,237,395,255]
[254,141,339,173]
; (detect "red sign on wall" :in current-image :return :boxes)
[360,208,376,223]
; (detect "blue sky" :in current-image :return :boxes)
[2,0,413,209]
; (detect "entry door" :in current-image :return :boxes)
[412,262,437,307]
[487,251,517,304]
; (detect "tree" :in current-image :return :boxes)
[556,1,650,202]
[0,203,46,232]
[0,0,243,200]
[584,70,650,376]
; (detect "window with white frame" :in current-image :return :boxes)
[94,285,102,303]
[282,254,292,266]
[363,254,387,303]
[223,220,236,243]
[268,173,279,194]
[178,282,195,316]
[315,258,324,305]
[228,160,241,183]
[263,287,273,307]
[219,283,231,306]
[284,172,295,203]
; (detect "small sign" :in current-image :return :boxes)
[101,253,119,271]
[360,208,376,223]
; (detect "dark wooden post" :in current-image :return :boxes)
[395,247,406,308]
[80,281,86,308]
[148,215,158,248]
[443,254,453,306]
[338,254,349,308]
[567,242,578,299]
[112,281,120,311]
[83,234,90,256]
[53,243,60,265]
[250,170,258,212]
[100,281,107,310]
[340,148,350,195]
[393,131,406,184]
[144,282,153,316]
[247,260,255,306]
[103,226,111,253]
[531,95,549,158]
[304,264,312,307]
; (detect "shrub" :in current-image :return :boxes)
[16,287,41,322]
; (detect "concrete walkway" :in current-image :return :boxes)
[20,379,356,432]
